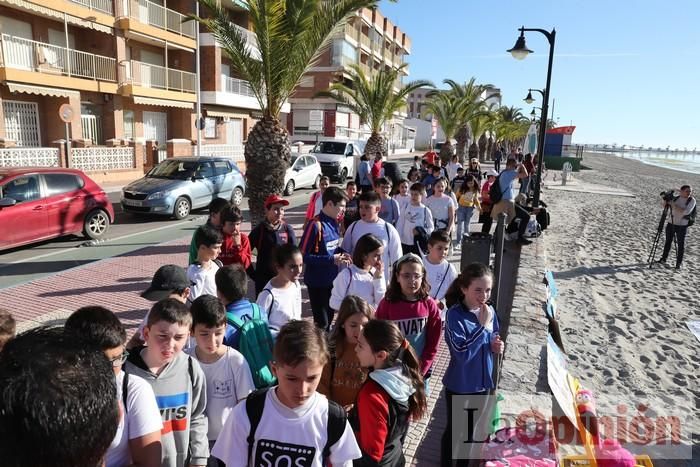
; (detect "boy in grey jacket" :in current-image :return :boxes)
[125,298,209,467]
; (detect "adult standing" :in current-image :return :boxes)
[357,154,373,193]
[520,154,536,195]
[494,146,503,173]
[657,185,695,270]
[490,159,530,245]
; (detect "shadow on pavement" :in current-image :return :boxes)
[0,259,94,276]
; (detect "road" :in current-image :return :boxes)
[0,185,317,289]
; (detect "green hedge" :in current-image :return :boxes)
[543,156,581,171]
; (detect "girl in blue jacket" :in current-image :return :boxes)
[440,263,504,467]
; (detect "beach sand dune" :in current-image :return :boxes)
[543,153,698,465]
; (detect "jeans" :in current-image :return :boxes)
[494,159,501,173]
[519,176,531,194]
[307,285,334,331]
[661,223,688,267]
[456,206,475,242]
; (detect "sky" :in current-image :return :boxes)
[378,0,700,149]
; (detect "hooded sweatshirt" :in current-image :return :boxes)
[125,347,209,467]
[350,366,414,466]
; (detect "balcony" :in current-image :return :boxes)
[70,0,114,15]
[0,34,118,93]
[344,23,359,43]
[201,75,274,111]
[116,0,196,48]
[119,60,195,103]
[223,76,255,97]
[359,34,371,51]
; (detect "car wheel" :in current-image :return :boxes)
[284,179,295,196]
[311,176,320,189]
[340,168,348,181]
[83,209,110,240]
[173,197,191,220]
[231,187,244,207]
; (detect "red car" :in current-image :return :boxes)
[0,167,114,251]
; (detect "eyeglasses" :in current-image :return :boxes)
[109,350,129,368]
[399,273,423,281]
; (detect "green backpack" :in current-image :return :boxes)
[227,303,276,389]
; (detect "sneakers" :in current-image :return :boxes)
[516,237,533,246]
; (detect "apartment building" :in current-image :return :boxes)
[288,7,411,147]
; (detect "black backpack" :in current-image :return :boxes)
[245,389,347,465]
[488,173,507,204]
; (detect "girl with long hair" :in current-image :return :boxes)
[329,234,386,310]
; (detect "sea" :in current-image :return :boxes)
[586,149,700,175]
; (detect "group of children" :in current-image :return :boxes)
[0,155,510,467]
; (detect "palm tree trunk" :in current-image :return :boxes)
[478,134,487,162]
[455,125,468,165]
[364,132,387,159]
[487,136,494,161]
[245,117,291,225]
[439,141,454,165]
[468,141,478,161]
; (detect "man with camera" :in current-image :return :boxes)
[656,185,695,270]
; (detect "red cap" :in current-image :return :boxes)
[264,194,290,209]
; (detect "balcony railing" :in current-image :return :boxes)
[0,34,117,82]
[118,0,195,39]
[359,34,371,49]
[70,0,114,15]
[223,76,255,97]
[233,23,257,49]
[344,23,358,41]
[122,60,195,93]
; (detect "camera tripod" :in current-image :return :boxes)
[647,203,676,268]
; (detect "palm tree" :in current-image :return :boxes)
[424,91,464,164]
[316,64,431,158]
[194,0,383,223]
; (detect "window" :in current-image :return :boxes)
[196,162,216,178]
[43,173,84,197]
[213,160,231,176]
[204,118,217,138]
[123,110,135,140]
[1,175,41,203]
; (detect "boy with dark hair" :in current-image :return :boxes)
[375,177,400,226]
[0,327,120,467]
[421,165,437,197]
[341,191,402,284]
[451,166,467,194]
[189,198,230,264]
[248,194,296,295]
[129,264,191,350]
[219,206,252,269]
[125,298,209,467]
[215,264,268,348]
[65,306,162,467]
[188,226,223,300]
[300,186,351,330]
[186,295,254,464]
[0,309,16,352]
[211,320,361,467]
[422,231,458,316]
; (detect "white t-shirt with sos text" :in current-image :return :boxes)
[257,280,303,334]
[211,390,361,467]
[186,346,255,441]
[106,371,163,467]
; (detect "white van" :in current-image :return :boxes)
[310,140,364,182]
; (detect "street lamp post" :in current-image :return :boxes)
[508,26,556,207]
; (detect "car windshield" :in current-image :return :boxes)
[313,142,346,155]
[147,160,197,179]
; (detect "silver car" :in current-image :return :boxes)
[121,157,246,219]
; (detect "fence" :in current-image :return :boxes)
[0,34,116,82]
[70,0,114,15]
[124,60,196,92]
[117,0,195,38]
[0,147,60,167]
[199,144,244,162]
[223,76,255,97]
[71,147,136,171]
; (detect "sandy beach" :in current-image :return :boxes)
[541,152,699,464]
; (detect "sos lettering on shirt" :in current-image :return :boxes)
[255,439,316,467]
[157,392,189,434]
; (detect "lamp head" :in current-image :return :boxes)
[508,31,533,60]
[524,91,535,104]
[530,109,537,117]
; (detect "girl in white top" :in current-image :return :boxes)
[425,177,456,233]
[393,179,411,215]
[257,244,304,334]
[330,234,386,310]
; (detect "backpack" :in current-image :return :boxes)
[685,197,696,227]
[226,303,276,389]
[488,173,507,204]
[245,388,347,466]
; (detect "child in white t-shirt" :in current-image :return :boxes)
[329,233,386,309]
[257,243,304,334]
[422,231,458,319]
[186,295,255,458]
[425,177,456,234]
[187,226,223,301]
[396,182,434,255]
[211,320,361,467]
[393,179,411,215]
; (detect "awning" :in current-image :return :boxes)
[4,0,113,34]
[5,82,79,98]
[132,96,194,109]
[204,107,249,119]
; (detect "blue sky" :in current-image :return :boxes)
[379,0,700,149]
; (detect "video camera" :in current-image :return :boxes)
[660,190,676,202]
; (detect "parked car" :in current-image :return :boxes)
[121,157,246,219]
[284,154,322,195]
[0,167,114,251]
[311,140,363,182]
